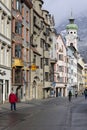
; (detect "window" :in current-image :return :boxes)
[45,43,49,51]
[33,55,36,64]
[34,16,36,25]
[22,6,24,17]
[5,80,9,100]
[71,70,73,74]
[1,18,4,34]
[15,44,21,58]
[16,0,22,12]
[70,43,73,46]
[40,39,44,48]
[58,77,63,83]
[71,79,73,83]
[71,60,73,65]
[40,58,43,69]
[26,11,29,22]
[59,66,64,72]
[41,21,44,29]
[59,54,63,61]
[46,28,49,36]
[45,72,49,81]
[15,68,22,84]
[45,58,49,65]
[1,46,5,65]
[12,17,15,33]
[22,25,24,39]
[15,22,22,35]
[26,28,29,42]
[7,49,11,66]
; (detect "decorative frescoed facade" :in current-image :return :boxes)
[55,34,67,97]
[0,0,11,103]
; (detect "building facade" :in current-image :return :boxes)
[12,0,32,101]
[65,14,78,95]
[30,0,53,99]
[0,0,11,103]
[77,56,85,94]
[55,34,67,97]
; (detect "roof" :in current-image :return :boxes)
[66,24,78,30]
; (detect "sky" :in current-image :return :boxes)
[43,0,87,27]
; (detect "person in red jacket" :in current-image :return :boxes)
[9,91,17,111]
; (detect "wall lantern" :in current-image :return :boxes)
[0,70,6,76]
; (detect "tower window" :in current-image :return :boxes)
[70,43,73,46]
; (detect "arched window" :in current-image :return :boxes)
[70,43,73,46]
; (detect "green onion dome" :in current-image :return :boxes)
[66,24,78,30]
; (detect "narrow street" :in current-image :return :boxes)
[0,96,87,130]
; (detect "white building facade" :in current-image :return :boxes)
[0,0,11,103]
[55,34,67,97]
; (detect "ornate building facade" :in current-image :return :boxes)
[30,0,53,99]
[12,0,32,101]
[0,0,11,103]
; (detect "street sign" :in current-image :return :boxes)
[29,64,39,71]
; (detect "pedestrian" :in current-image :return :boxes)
[9,91,17,111]
[75,91,78,98]
[68,90,72,102]
[84,89,87,99]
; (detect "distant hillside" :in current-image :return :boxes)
[56,12,87,62]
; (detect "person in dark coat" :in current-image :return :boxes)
[75,91,78,98]
[84,89,87,99]
[68,90,72,102]
[9,91,17,111]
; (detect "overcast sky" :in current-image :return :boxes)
[43,0,87,27]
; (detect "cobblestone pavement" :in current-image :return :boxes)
[0,96,86,130]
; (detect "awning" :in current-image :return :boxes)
[12,59,24,67]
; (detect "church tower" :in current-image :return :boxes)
[66,13,78,50]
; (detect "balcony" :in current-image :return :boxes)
[12,58,24,67]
